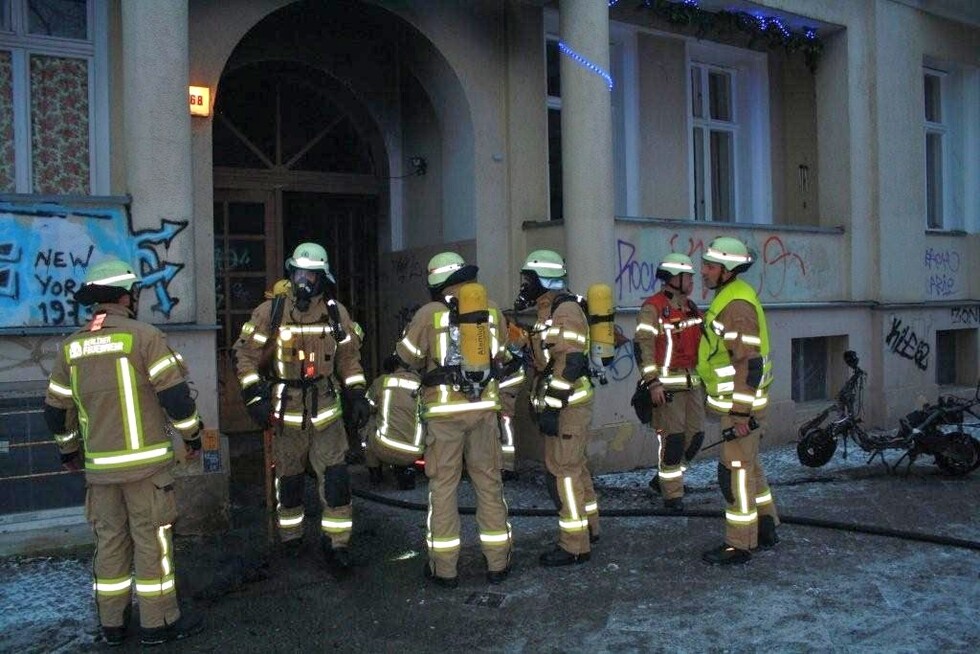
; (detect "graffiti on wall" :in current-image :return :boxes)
[950,305,979,326]
[924,247,961,298]
[614,229,822,305]
[885,316,929,371]
[0,201,187,327]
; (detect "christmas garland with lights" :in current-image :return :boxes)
[626,0,824,72]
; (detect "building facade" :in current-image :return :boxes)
[1,0,977,523]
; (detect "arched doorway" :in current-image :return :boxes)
[213,60,384,432]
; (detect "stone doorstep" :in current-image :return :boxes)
[0,506,93,558]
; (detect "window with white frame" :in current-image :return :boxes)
[923,62,980,233]
[0,0,107,195]
[688,41,771,224]
[924,69,946,229]
[691,63,736,221]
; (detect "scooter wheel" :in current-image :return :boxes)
[797,427,838,467]
[933,432,980,476]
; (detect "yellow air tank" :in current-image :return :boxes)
[457,282,492,386]
[587,283,615,367]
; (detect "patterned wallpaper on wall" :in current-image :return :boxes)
[0,51,14,192]
[30,55,89,195]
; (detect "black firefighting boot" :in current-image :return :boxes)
[139,611,205,646]
[663,497,685,513]
[322,538,353,574]
[757,516,779,550]
[539,547,590,567]
[423,562,459,589]
[648,471,661,494]
[101,604,131,647]
[701,543,751,566]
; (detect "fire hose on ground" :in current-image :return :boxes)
[349,485,980,553]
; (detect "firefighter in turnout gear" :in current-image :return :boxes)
[234,242,370,571]
[43,259,205,646]
[634,253,705,511]
[515,250,599,567]
[697,237,779,565]
[395,252,518,587]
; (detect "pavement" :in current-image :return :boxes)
[2,432,979,653]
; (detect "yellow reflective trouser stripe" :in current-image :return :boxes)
[725,467,758,524]
[55,430,78,444]
[321,517,353,533]
[659,467,684,479]
[427,536,461,550]
[479,528,512,546]
[93,576,132,595]
[240,372,261,388]
[172,412,199,430]
[584,501,598,514]
[278,507,303,528]
[157,524,173,577]
[559,477,588,532]
[135,574,176,596]
[756,490,773,505]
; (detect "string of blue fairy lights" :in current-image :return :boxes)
[557,41,614,91]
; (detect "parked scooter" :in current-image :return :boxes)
[797,351,980,475]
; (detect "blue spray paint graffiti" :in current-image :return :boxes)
[0,201,187,327]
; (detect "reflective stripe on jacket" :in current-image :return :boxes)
[395,290,508,419]
[234,295,365,429]
[529,292,594,410]
[43,303,195,483]
[634,291,703,390]
[696,279,772,414]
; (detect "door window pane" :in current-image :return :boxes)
[1,1,11,31]
[925,132,943,229]
[546,39,561,98]
[227,201,265,235]
[28,0,87,39]
[924,74,941,123]
[709,130,734,222]
[0,50,13,191]
[30,54,89,194]
[708,70,731,121]
[219,238,265,273]
[792,337,829,402]
[548,107,563,220]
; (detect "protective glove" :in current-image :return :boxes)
[346,388,372,430]
[246,397,273,428]
[60,450,83,471]
[241,381,272,428]
[537,408,560,437]
[184,437,202,459]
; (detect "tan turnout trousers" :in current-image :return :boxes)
[543,401,596,555]
[274,419,351,547]
[424,410,511,579]
[653,384,705,499]
[86,469,180,629]
[719,411,779,550]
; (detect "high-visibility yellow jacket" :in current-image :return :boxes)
[44,303,200,483]
[696,279,773,415]
[235,294,365,430]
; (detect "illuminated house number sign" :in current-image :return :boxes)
[189,86,210,117]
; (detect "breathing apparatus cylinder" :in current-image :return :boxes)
[457,282,492,389]
[587,283,615,367]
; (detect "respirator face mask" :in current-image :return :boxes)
[513,271,545,311]
[291,268,324,310]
